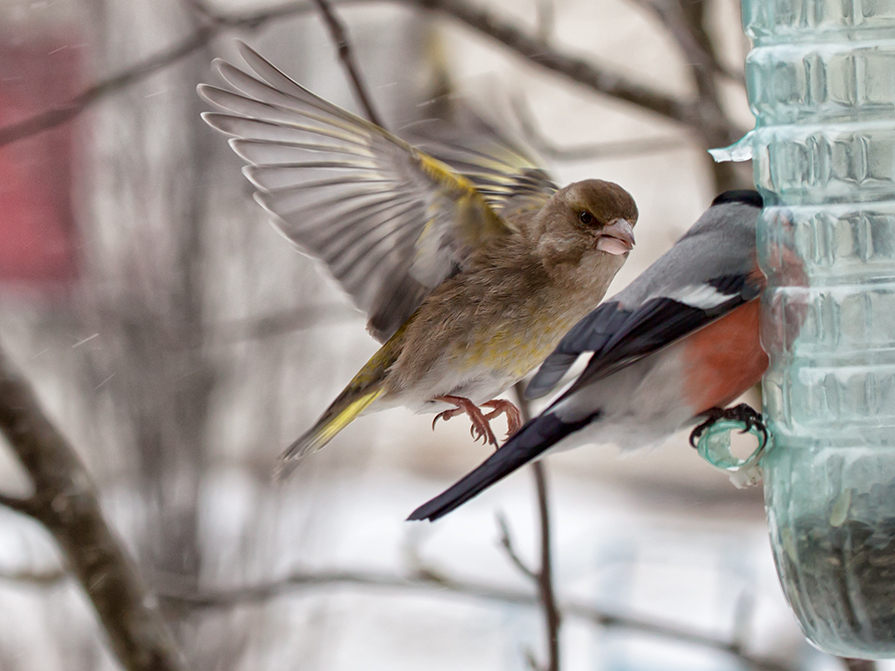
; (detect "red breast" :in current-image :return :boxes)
[682,299,769,415]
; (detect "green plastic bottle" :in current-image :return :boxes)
[744,0,895,657]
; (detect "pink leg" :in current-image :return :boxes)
[481,399,523,437]
[432,395,499,446]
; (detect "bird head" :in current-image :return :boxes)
[534,179,638,279]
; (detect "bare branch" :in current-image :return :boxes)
[496,513,536,578]
[843,660,877,671]
[0,492,38,518]
[0,343,185,671]
[629,0,715,77]
[312,0,386,127]
[534,0,555,43]
[159,567,795,671]
[0,0,740,150]
[532,461,560,671]
[730,589,754,654]
[511,93,687,161]
[0,567,68,586]
[641,0,744,86]
[0,28,214,148]
[512,382,560,671]
[0,1,323,147]
[405,0,716,135]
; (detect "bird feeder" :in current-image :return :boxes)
[707,0,895,658]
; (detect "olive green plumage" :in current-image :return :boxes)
[200,42,638,475]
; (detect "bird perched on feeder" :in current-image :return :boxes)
[409,190,768,522]
[198,42,638,476]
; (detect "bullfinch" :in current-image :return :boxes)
[409,190,767,522]
[199,42,638,475]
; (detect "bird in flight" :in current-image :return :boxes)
[199,42,638,476]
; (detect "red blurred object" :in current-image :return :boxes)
[0,32,82,289]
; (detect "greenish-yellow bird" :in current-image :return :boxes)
[199,42,638,476]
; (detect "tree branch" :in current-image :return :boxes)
[405,0,721,135]
[512,382,560,671]
[0,567,68,586]
[0,1,324,148]
[843,660,877,671]
[0,0,741,151]
[532,461,560,671]
[311,0,386,126]
[0,27,215,147]
[496,513,537,578]
[158,566,794,671]
[0,0,738,149]
[629,0,715,79]
[511,93,687,161]
[0,343,185,671]
[0,492,38,517]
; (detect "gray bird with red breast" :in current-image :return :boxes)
[409,190,768,522]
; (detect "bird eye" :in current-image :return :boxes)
[578,211,594,225]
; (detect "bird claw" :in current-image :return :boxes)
[431,395,499,447]
[433,407,464,431]
[689,403,767,448]
[481,399,523,438]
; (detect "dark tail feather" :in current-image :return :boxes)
[524,353,577,400]
[407,411,594,522]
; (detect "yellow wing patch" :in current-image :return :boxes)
[314,389,385,447]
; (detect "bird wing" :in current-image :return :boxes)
[526,199,763,399]
[405,106,558,218]
[200,43,553,342]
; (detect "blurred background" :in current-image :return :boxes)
[0,0,881,669]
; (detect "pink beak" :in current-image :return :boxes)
[596,218,635,255]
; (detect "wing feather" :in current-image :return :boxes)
[200,42,536,342]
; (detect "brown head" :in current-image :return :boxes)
[532,179,638,279]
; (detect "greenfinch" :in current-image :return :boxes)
[199,42,638,476]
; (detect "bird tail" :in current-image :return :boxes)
[275,322,407,480]
[276,384,385,480]
[408,410,591,522]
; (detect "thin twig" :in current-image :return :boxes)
[0,492,37,517]
[636,0,744,86]
[0,567,68,586]
[514,381,560,671]
[843,660,877,671]
[0,1,322,148]
[532,461,560,671]
[730,589,754,654]
[626,0,729,144]
[629,0,715,77]
[511,93,687,161]
[407,0,721,137]
[157,567,795,671]
[496,513,536,578]
[311,0,386,127]
[0,27,214,147]
[534,0,555,43]
[0,0,732,150]
[0,343,185,671]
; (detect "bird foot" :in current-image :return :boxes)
[481,399,523,438]
[432,395,499,446]
[689,403,767,448]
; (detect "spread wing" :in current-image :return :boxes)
[526,199,763,399]
[405,106,558,218]
[200,42,553,342]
